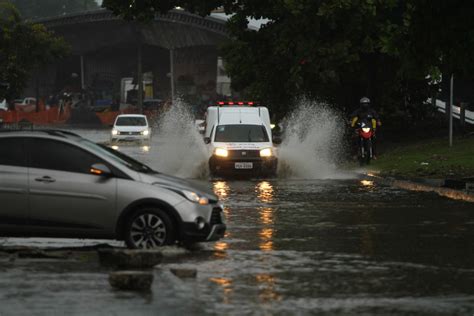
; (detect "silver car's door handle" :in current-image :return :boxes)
[35,176,56,183]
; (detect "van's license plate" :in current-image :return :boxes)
[235,162,253,169]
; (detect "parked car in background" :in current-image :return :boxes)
[0,129,226,249]
[14,97,36,112]
[111,114,151,144]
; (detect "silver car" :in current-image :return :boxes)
[0,129,226,249]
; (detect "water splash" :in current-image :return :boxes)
[151,99,209,178]
[277,99,352,179]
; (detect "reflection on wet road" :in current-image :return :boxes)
[3,179,471,315]
[195,179,474,315]
[1,130,473,315]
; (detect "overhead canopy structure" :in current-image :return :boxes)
[27,9,231,110]
[38,9,228,54]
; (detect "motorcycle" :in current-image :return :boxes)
[356,119,374,166]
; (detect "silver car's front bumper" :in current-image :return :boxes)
[176,202,226,242]
[206,224,227,241]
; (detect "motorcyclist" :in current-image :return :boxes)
[350,97,382,158]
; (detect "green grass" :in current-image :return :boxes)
[370,136,474,178]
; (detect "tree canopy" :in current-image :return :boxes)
[9,0,99,19]
[0,1,69,101]
[102,0,474,119]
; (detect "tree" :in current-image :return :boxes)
[0,1,69,101]
[9,0,99,20]
[101,0,474,119]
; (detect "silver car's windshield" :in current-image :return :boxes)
[80,139,156,174]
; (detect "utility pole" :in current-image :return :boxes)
[449,74,454,147]
[134,22,143,114]
[137,43,143,114]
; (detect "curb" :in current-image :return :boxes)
[368,175,474,203]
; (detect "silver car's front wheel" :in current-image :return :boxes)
[124,209,175,249]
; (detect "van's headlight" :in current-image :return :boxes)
[141,129,150,136]
[111,129,118,135]
[214,147,228,157]
[260,148,273,157]
[182,190,209,205]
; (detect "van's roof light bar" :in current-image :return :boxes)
[216,101,258,106]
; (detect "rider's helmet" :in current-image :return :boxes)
[360,97,370,109]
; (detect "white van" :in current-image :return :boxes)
[203,102,278,176]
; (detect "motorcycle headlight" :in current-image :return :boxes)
[141,129,150,136]
[111,129,118,135]
[260,148,273,157]
[362,127,371,133]
[214,147,228,157]
[182,190,209,205]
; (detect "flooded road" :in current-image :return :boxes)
[1,129,474,315]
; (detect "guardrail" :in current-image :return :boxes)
[433,99,474,125]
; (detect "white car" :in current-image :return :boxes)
[111,114,151,143]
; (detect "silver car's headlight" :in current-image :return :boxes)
[111,129,118,135]
[182,190,209,205]
[141,129,150,136]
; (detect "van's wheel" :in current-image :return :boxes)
[124,208,176,249]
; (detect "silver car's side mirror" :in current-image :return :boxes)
[90,163,112,177]
[203,137,211,144]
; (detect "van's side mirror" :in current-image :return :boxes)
[272,136,282,145]
[203,137,211,144]
[90,163,112,177]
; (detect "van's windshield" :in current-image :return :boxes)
[115,116,147,126]
[214,124,269,142]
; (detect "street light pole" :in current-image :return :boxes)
[449,74,454,147]
[137,42,143,114]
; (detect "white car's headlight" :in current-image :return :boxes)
[214,147,228,157]
[111,129,118,135]
[362,127,371,133]
[141,129,150,136]
[182,190,209,205]
[260,148,273,157]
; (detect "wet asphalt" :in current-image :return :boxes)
[1,130,473,315]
